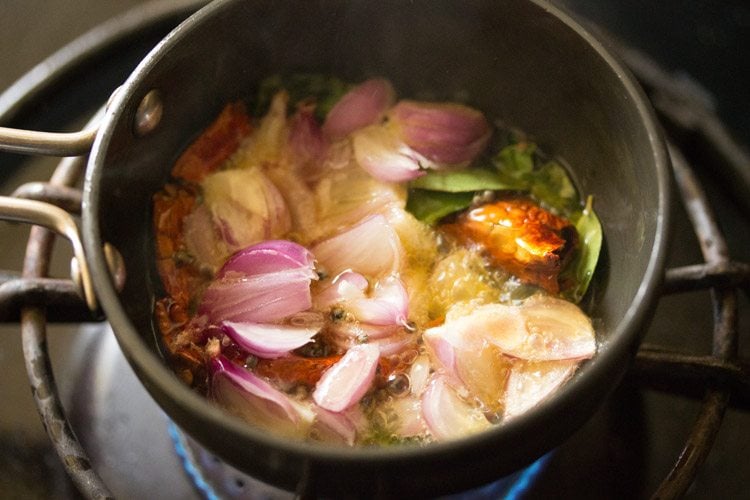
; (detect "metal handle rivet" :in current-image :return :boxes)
[134,89,163,137]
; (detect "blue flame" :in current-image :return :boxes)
[169,420,552,499]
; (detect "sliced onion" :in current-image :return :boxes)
[517,295,596,360]
[347,275,409,326]
[503,359,578,420]
[238,90,289,166]
[370,332,416,357]
[200,267,314,324]
[319,274,410,347]
[424,322,511,411]
[212,205,261,249]
[313,343,380,412]
[385,395,429,438]
[313,271,369,310]
[318,140,356,174]
[423,325,461,378]
[352,124,427,183]
[322,78,395,141]
[286,310,326,329]
[201,240,317,324]
[389,100,491,165]
[219,240,315,279]
[328,323,404,355]
[312,214,403,278]
[262,165,320,240]
[313,406,358,445]
[312,161,407,240]
[222,321,319,359]
[288,103,329,168]
[210,356,312,436]
[421,375,491,441]
[454,343,511,413]
[183,204,228,272]
[202,168,291,252]
[409,354,432,397]
[430,297,595,362]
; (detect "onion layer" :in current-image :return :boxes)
[323,78,395,141]
[312,161,407,239]
[182,204,227,272]
[421,375,491,441]
[313,406,359,445]
[222,321,319,359]
[352,124,427,183]
[503,359,577,420]
[210,356,312,437]
[423,322,511,412]
[313,343,380,412]
[312,214,403,278]
[288,103,329,168]
[219,240,315,278]
[346,275,409,327]
[202,168,291,252]
[426,296,595,362]
[389,100,491,165]
[515,295,596,360]
[200,240,317,324]
[313,271,369,310]
[201,268,315,324]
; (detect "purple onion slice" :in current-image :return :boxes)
[313,343,380,412]
[389,100,491,165]
[323,78,395,141]
[222,321,320,359]
[421,375,490,441]
[219,240,315,278]
[312,214,402,278]
[210,356,313,437]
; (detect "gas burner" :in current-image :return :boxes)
[169,406,551,500]
[1,1,748,498]
[168,396,554,500]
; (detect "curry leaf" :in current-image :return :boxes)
[494,142,536,179]
[406,189,474,225]
[409,167,520,193]
[530,161,580,215]
[493,143,580,217]
[562,195,603,302]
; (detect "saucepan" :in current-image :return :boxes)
[0,0,670,497]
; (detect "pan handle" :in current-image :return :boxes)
[0,99,129,317]
[0,196,111,312]
[0,87,128,156]
[0,126,98,156]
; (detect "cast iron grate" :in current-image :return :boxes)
[0,5,748,499]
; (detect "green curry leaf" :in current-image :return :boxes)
[406,189,474,225]
[409,167,520,193]
[562,195,603,302]
[492,143,580,217]
[530,161,580,215]
[495,141,536,178]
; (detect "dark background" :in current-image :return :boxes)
[562,0,750,148]
[1,1,748,146]
[0,1,747,498]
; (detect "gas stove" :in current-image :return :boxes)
[1,1,748,498]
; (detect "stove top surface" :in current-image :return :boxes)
[1,1,748,498]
